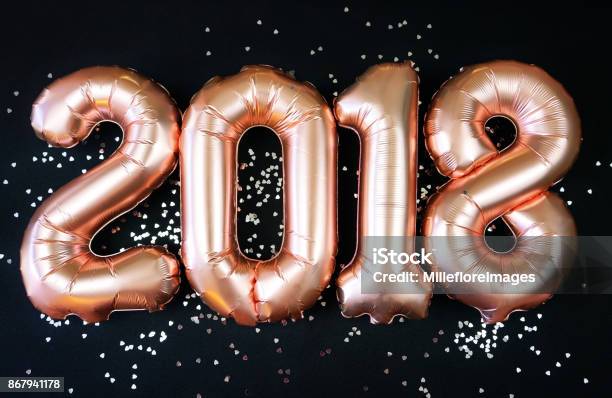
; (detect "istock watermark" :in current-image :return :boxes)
[359,236,612,295]
[372,247,433,266]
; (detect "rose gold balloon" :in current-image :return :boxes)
[21,66,181,322]
[180,65,337,325]
[423,60,580,322]
[335,63,432,324]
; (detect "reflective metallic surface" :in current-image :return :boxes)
[423,60,581,322]
[21,66,181,322]
[181,65,337,325]
[335,63,432,324]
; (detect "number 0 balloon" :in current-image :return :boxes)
[180,66,338,325]
[21,66,181,322]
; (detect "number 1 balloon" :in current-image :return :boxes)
[21,67,181,322]
[335,63,432,324]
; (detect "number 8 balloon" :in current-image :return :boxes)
[423,60,580,323]
[21,67,181,322]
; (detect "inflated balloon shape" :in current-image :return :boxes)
[21,66,181,322]
[423,60,580,322]
[20,61,582,326]
[335,63,432,324]
[181,65,337,325]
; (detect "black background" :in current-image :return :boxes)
[1,2,611,397]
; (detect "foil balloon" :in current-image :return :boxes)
[335,63,432,324]
[423,60,581,322]
[181,65,337,325]
[21,66,181,322]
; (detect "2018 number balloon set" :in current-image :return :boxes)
[20,61,580,326]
